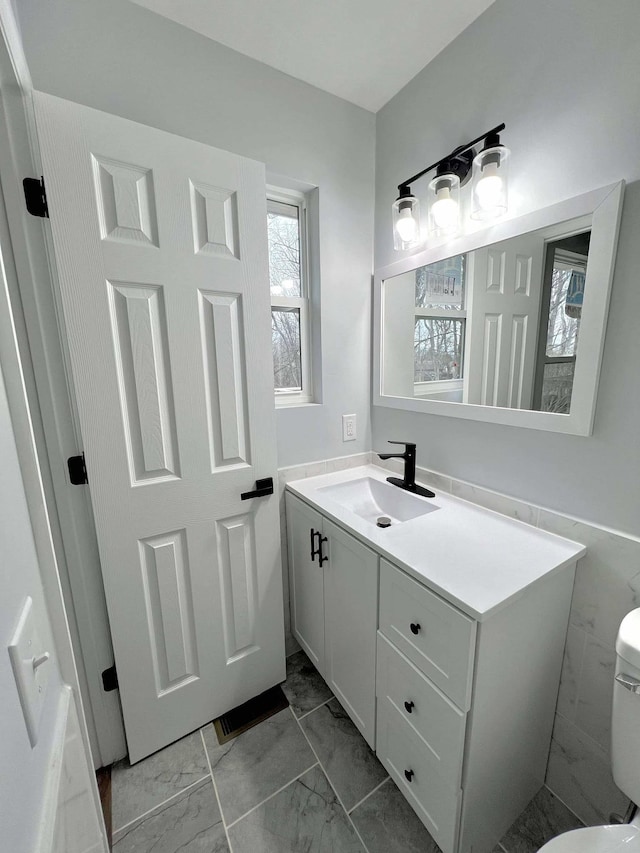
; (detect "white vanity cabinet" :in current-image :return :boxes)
[285,467,584,853]
[286,492,378,747]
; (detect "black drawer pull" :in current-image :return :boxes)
[410,622,421,635]
[404,768,414,782]
[404,700,415,714]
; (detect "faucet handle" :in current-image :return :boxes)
[387,440,416,450]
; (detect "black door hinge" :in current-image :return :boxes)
[67,453,88,485]
[102,665,118,692]
[23,176,49,218]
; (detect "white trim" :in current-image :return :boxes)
[268,187,315,404]
[0,12,126,767]
[374,182,625,436]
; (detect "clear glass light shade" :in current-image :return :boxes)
[392,194,422,251]
[428,174,461,237]
[471,145,510,220]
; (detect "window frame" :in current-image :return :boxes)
[267,188,314,405]
[532,246,588,411]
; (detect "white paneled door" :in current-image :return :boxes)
[465,233,545,409]
[34,92,285,762]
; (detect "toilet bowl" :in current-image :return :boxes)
[538,819,640,852]
[538,608,640,853]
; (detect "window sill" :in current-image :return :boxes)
[275,397,320,409]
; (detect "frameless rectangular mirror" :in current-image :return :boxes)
[374,183,624,435]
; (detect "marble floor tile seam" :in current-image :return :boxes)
[347,775,390,815]
[112,773,211,836]
[296,695,335,720]
[199,728,233,852]
[290,705,374,853]
[223,760,320,830]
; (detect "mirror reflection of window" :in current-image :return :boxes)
[533,231,590,414]
[414,256,467,398]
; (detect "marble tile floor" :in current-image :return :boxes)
[110,650,585,852]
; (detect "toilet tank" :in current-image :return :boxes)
[612,608,640,805]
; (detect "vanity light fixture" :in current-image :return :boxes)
[392,123,508,250]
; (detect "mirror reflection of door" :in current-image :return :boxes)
[381,219,592,415]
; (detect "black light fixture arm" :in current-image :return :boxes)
[397,122,505,194]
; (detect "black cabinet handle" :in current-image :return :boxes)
[241,477,274,500]
[410,622,421,635]
[404,700,415,714]
[318,535,328,566]
[404,769,414,782]
[310,529,328,565]
[310,528,317,562]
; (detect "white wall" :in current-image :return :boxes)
[15,0,376,469]
[0,359,63,853]
[374,0,640,536]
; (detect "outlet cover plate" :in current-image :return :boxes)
[342,414,357,442]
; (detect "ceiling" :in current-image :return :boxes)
[130,0,496,112]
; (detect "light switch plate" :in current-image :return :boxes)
[8,596,50,747]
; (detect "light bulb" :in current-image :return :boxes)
[395,207,418,243]
[474,162,504,211]
[431,188,458,230]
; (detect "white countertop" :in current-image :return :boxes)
[286,465,585,621]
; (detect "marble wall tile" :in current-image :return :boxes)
[300,698,388,811]
[325,453,371,473]
[349,777,440,853]
[202,709,315,825]
[573,636,617,752]
[415,467,453,494]
[538,511,640,648]
[111,731,209,832]
[113,781,228,853]
[451,480,540,526]
[227,765,365,853]
[546,714,629,825]
[555,625,587,724]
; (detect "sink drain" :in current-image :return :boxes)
[376,516,392,528]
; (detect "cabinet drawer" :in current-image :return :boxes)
[376,632,466,787]
[376,697,461,853]
[379,559,476,710]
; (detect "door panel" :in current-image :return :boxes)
[465,234,545,408]
[34,92,285,761]
[324,519,378,747]
[286,493,325,672]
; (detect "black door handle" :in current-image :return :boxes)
[404,700,415,714]
[404,769,414,782]
[410,622,421,635]
[241,477,274,500]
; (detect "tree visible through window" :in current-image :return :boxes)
[413,255,466,386]
[268,195,311,400]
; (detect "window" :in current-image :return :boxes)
[267,191,312,403]
[413,255,467,394]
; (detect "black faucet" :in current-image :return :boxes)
[377,441,435,498]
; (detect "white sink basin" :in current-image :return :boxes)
[318,476,438,527]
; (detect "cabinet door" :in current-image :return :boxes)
[286,493,326,673]
[324,519,378,748]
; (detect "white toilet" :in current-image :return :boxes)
[539,608,640,852]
